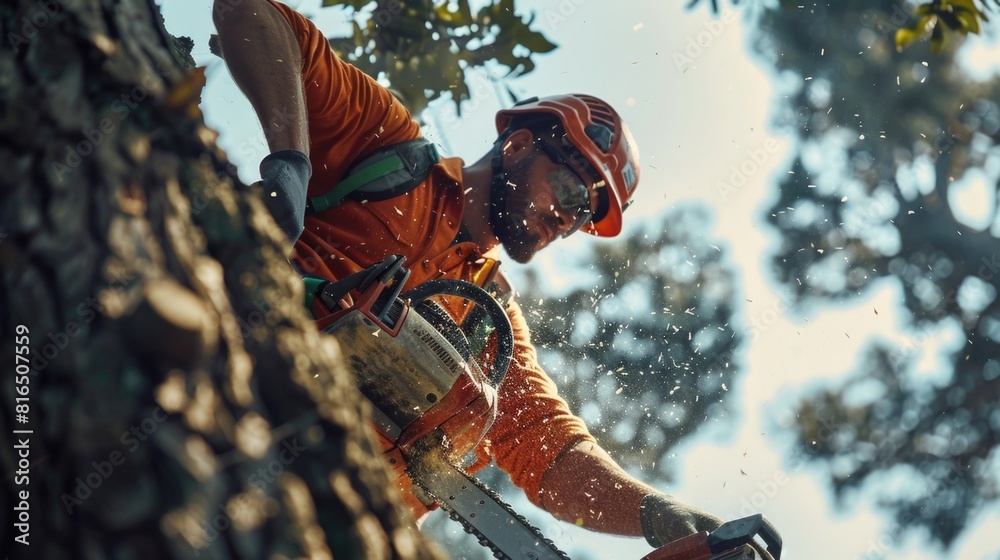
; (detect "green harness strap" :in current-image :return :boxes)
[307,156,407,214]
[302,276,328,310]
[306,138,440,215]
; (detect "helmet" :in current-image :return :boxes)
[495,94,640,237]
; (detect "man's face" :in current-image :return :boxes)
[494,147,597,264]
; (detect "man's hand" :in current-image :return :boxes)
[639,493,723,548]
[641,496,780,559]
[255,149,311,245]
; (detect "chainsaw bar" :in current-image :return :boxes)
[407,443,571,560]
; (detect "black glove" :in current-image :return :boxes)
[258,149,311,244]
[639,493,724,548]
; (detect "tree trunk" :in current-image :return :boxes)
[0,1,445,559]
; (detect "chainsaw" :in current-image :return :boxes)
[313,255,569,559]
[313,254,515,460]
[312,255,783,560]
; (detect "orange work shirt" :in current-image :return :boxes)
[268,1,597,519]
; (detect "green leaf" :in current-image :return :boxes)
[505,85,520,104]
[938,10,964,30]
[494,48,520,70]
[954,8,981,33]
[351,20,367,48]
[451,78,472,115]
[435,3,470,26]
[503,56,534,78]
[475,3,493,26]
[517,56,535,75]
[894,14,934,51]
[518,29,558,54]
[490,0,517,25]
[930,19,945,52]
[389,15,430,40]
[457,0,474,21]
[947,0,981,15]
[895,25,922,51]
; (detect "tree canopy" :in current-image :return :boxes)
[320,0,557,115]
[689,0,1000,53]
[742,0,1000,549]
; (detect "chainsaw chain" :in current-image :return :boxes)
[412,468,573,560]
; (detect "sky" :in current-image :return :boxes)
[161,1,1000,558]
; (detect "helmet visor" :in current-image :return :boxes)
[539,141,596,237]
[548,166,593,237]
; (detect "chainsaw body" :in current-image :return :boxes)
[324,301,498,454]
[314,255,513,460]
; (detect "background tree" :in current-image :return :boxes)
[0,1,444,558]
[324,0,555,115]
[726,0,999,549]
[691,0,1000,52]
[892,0,999,52]
[523,208,739,473]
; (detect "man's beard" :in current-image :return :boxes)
[490,166,544,264]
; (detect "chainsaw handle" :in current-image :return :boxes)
[707,514,782,559]
[318,254,409,318]
[403,279,514,386]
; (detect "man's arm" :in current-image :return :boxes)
[486,299,723,546]
[213,0,309,154]
[539,439,723,546]
[214,0,313,245]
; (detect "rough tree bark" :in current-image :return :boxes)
[0,1,445,559]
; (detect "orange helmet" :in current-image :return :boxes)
[496,94,640,237]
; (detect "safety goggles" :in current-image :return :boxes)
[538,141,596,237]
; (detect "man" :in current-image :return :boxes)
[213,0,731,551]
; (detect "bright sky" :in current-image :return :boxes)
[161,1,1000,558]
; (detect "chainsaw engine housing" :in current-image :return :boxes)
[324,303,497,454]
[314,256,513,463]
